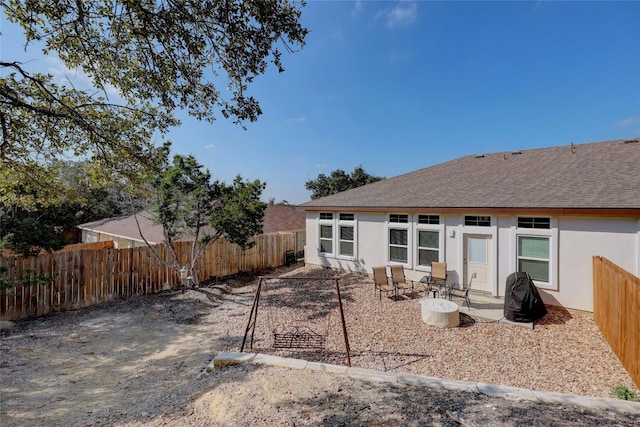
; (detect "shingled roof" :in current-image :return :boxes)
[79,204,305,243]
[262,204,305,233]
[300,138,640,213]
[77,212,207,244]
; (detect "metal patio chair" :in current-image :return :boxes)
[373,266,396,300]
[390,265,414,297]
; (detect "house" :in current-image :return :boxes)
[299,138,640,312]
[79,212,167,248]
[78,204,306,249]
[262,204,306,234]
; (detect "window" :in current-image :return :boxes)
[319,224,333,254]
[517,236,550,282]
[338,213,355,257]
[465,215,491,226]
[415,214,442,269]
[388,214,409,263]
[417,230,439,266]
[390,214,409,223]
[468,236,488,264]
[389,228,408,262]
[339,226,354,256]
[418,215,440,224]
[518,217,550,229]
[319,212,356,258]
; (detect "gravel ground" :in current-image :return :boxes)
[1,265,638,426]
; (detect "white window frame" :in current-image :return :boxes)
[337,213,357,260]
[512,217,558,291]
[318,213,334,257]
[387,213,411,266]
[517,235,550,282]
[415,216,444,272]
[464,215,492,227]
[318,212,358,260]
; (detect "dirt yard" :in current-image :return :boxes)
[1,266,638,426]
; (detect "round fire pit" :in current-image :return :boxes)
[420,298,460,328]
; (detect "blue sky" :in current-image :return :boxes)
[2,1,640,204]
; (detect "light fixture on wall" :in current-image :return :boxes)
[449,229,456,238]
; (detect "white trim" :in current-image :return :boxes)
[317,212,359,261]
[460,214,498,294]
[337,213,357,261]
[318,213,335,258]
[386,213,412,268]
[511,217,559,291]
[414,221,445,272]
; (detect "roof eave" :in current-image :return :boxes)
[300,206,640,217]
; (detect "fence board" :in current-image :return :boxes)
[593,256,640,388]
[59,241,115,252]
[1,231,304,321]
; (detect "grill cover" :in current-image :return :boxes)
[504,272,548,322]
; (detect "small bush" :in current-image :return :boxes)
[612,385,639,401]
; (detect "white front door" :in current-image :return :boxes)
[464,234,492,293]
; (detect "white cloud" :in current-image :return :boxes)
[315,163,328,169]
[352,0,364,17]
[376,1,418,29]
[613,118,638,128]
[205,144,216,149]
[286,116,307,124]
[288,156,305,163]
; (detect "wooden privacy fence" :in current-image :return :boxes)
[593,256,640,388]
[58,241,115,252]
[1,231,304,321]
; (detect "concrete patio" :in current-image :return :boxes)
[439,290,535,329]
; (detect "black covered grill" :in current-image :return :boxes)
[504,272,548,322]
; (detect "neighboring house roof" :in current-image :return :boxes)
[262,204,306,233]
[78,205,305,243]
[78,212,174,245]
[300,138,640,214]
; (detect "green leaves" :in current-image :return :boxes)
[2,1,307,207]
[0,160,142,255]
[305,166,385,200]
[0,62,172,207]
[150,155,266,250]
[0,267,54,290]
[211,176,266,250]
[151,153,217,244]
[5,0,307,124]
[147,155,265,282]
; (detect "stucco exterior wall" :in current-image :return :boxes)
[81,230,146,249]
[546,216,639,311]
[304,212,640,312]
[305,212,386,272]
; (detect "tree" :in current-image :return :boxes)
[0,63,171,208]
[305,166,384,199]
[211,176,267,250]
[144,154,266,283]
[0,160,142,256]
[1,0,308,207]
[267,198,293,206]
[0,208,68,256]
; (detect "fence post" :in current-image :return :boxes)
[0,231,306,321]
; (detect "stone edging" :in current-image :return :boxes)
[206,352,640,415]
